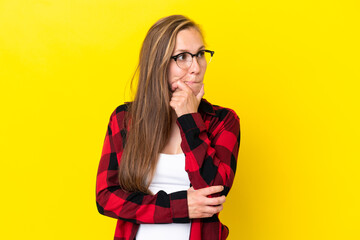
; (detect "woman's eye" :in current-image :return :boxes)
[197,51,205,58]
[177,53,186,61]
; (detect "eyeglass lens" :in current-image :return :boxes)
[176,51,212,69]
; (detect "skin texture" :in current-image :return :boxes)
[168,27,206,117]
[166,27,225,219]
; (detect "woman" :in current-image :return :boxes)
[96,15,240,240]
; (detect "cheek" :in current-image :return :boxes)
[167,64,176,82]
[168,64,186,83]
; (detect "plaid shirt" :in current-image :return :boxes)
[96,98,241,240]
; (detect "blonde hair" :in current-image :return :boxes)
[118,15,203,194]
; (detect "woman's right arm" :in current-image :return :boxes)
[96,107,189,224]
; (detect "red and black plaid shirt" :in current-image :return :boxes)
[96,98,240,240]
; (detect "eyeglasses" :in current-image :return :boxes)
[170,50,215,70]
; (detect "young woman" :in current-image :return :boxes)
[96,15,240,240]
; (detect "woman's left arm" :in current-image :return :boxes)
[176,109,240,196]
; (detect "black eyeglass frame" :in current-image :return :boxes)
[170,50,215,62]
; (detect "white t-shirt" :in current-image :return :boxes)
[136,153,191,240]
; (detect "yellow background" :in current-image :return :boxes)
[1,0,359,239]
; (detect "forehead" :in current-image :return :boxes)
[174,27,204,52]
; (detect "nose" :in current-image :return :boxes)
[189,56,201,74]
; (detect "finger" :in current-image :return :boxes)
[172,91,186,97]
[202,205,223,215]
[171,81,187,91]
[171,82,178,91]
[176,80,193,93]
[170,96,185,104]
[196,84,205,101]
[196,212,213,219]
[169,101,176,109]
[199,185,224,196]
[203,195,226,206]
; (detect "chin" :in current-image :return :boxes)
[192,88,201,96]
[186,83,202,95]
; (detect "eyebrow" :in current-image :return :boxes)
[174,45,205,54]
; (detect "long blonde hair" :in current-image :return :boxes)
[118,15,203,194]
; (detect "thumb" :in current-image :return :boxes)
[196,84,205,101]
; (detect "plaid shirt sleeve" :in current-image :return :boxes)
[96,105,190,224]
[176,107,240,196]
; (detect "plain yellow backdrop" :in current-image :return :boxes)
[0,0,359,239]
